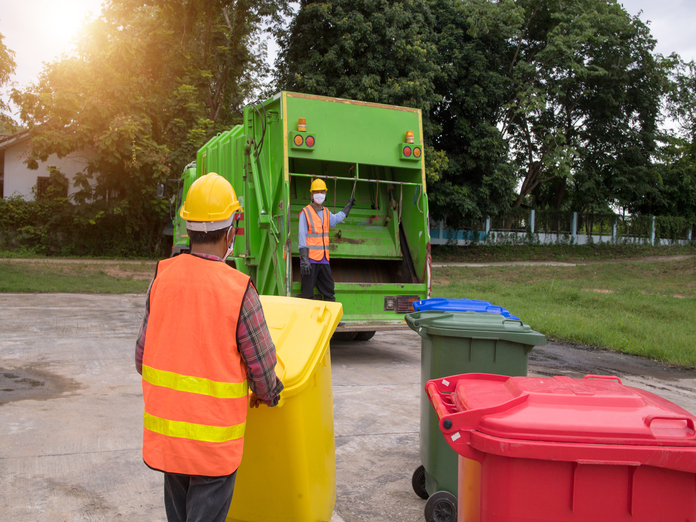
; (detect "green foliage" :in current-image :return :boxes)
[11,0,289,252]
[0,194,164,257]
[426,0,519,228]
[635,57,696,222]
[0,32,17,132]
[504,0,663,213]
[276,0,440,116]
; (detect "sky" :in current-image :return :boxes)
[0,0,695,110]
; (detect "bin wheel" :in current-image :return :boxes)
[411,465,429,500]
[355,331,376,341]
[424,491,457,522]
[331,332,358,342]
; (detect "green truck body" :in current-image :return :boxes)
[170,92,431,332]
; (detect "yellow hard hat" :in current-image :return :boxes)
[180,173,242,232]
[310,178,327,192]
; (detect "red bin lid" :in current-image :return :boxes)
[451,374,696,447]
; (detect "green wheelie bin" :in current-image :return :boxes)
[405,306,546,522]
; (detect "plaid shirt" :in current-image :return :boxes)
[135,253,284,406]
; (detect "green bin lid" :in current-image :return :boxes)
[405,310,546,346]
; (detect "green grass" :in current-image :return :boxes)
[0,259,155,293]
[432,243,696,263]
[432,257,696,368]
[3,253,695,368]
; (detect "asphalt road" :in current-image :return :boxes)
[1,293,695,522]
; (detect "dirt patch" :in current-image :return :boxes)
[431,275,451,286]
[102,267,154,280]
[0,364,82,405]
[584,288,614,294]
[529,341,696,382]
[674,294,687,299]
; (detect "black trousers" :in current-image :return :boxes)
[301,262,336,301]
[164,471,237,522]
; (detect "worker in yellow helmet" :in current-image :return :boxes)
[135,173,283,522]
[298,178,355,301]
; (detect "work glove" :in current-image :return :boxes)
[299,247,311,276]
[342,197,356,217]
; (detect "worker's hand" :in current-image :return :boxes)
[342,197,356,217]
[249,391,263,409]
[299,247,311,276]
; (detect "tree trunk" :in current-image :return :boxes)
[554,178,565,210]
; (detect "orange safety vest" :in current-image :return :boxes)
[301,205,330,261]
[142,254,251,477]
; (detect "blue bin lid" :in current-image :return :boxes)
[411,298,519,320]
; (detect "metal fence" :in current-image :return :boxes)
[430,211,695,246]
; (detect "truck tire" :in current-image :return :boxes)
[354,331,376,341]
[331,332,358,342]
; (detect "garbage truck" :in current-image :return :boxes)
[166,92,431,338]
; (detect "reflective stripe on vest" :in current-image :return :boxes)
[144,412,246,443]
[142,254,250,476]
[301,205,330,261]
[142,365,248,399]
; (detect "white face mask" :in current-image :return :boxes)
[223,215,237,260]
[313,193,326,205]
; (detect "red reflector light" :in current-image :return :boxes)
[414,147,422,158]
[294,135,304,146]
[306,135,315,147]
[403,146,412,157]
[396,295,420,313]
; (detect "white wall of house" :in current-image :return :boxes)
[2,137,95,200]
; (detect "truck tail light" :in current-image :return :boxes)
[386,295,421,312]
[397,296,420,313]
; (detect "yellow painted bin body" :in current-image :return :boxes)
[226,296,343,522]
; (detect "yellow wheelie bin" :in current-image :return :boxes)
[226,296,343,522]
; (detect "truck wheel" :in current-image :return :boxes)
[331,332,358,342]
[354,331,376,341]
[424,491,457,522]
[412,465,429,500]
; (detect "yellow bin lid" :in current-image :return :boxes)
[259,296,343,399]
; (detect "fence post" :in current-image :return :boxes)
[650,216,656,246]
[571,212,577,244]
[612,218,618,245]
[689,227,693,242]
[530,209,535,235]
[485,216,490,238]
[439,220,444,240]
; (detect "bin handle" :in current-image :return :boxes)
[584,374,622,384]
[644,414,696,435]
[502,319,524,326]
[426,382,452,420]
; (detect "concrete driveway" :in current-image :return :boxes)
[2,293,696,522]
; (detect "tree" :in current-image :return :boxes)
[0,32,17,133]
[629,56,696,222]
[276,0,440,119]
[501,0,663,213]
[276,0,524,227]
[12,0,288,253]
[426,0,520,228]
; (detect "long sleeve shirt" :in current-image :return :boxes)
[298,205,346,263]
[135,253,284,406]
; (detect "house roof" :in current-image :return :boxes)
[0,131,30,151]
